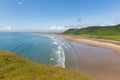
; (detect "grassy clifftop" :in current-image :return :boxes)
[0,50,93,80]
[63,24,120,41]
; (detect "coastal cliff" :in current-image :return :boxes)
[0,50,93,80]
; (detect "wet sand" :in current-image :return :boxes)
[66,42,120,80]
[45,34,120,80]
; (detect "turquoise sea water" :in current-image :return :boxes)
[0,32,75,67]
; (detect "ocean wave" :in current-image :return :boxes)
[49,36,75,68]
[50,36,66,68]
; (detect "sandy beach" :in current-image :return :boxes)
[44,34,120,80]
[47,34,120,55]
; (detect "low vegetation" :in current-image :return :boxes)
[63,24,120,41]
[0,50,93,80]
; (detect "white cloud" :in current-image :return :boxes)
[49,26,68,31]
[0,26,13,31]
[18,2,23,5]
[18,0,25,5]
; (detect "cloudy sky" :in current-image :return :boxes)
[0,0,120,31]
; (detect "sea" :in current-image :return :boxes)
[0,32,75,67]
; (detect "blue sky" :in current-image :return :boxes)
[0,0,120,31]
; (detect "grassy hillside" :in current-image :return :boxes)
[0,50,93,80]
[63,24,120,41]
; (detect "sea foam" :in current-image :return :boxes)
[50,36,66,68]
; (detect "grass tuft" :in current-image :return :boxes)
[0,50,94,80]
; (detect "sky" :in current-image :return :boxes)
[0,0,120,31]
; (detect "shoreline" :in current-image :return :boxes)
[27,33,120,80]
[44,34,120,80]
[44,34,120,55]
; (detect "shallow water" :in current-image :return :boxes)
[0,32,66,67]
[0,32,120,80]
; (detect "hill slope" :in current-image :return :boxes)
[0,50,93,80]
[63,24,120,41]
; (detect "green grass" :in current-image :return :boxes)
[0,50,94,80]
[63,24,120,41]
[87,36,120,41]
